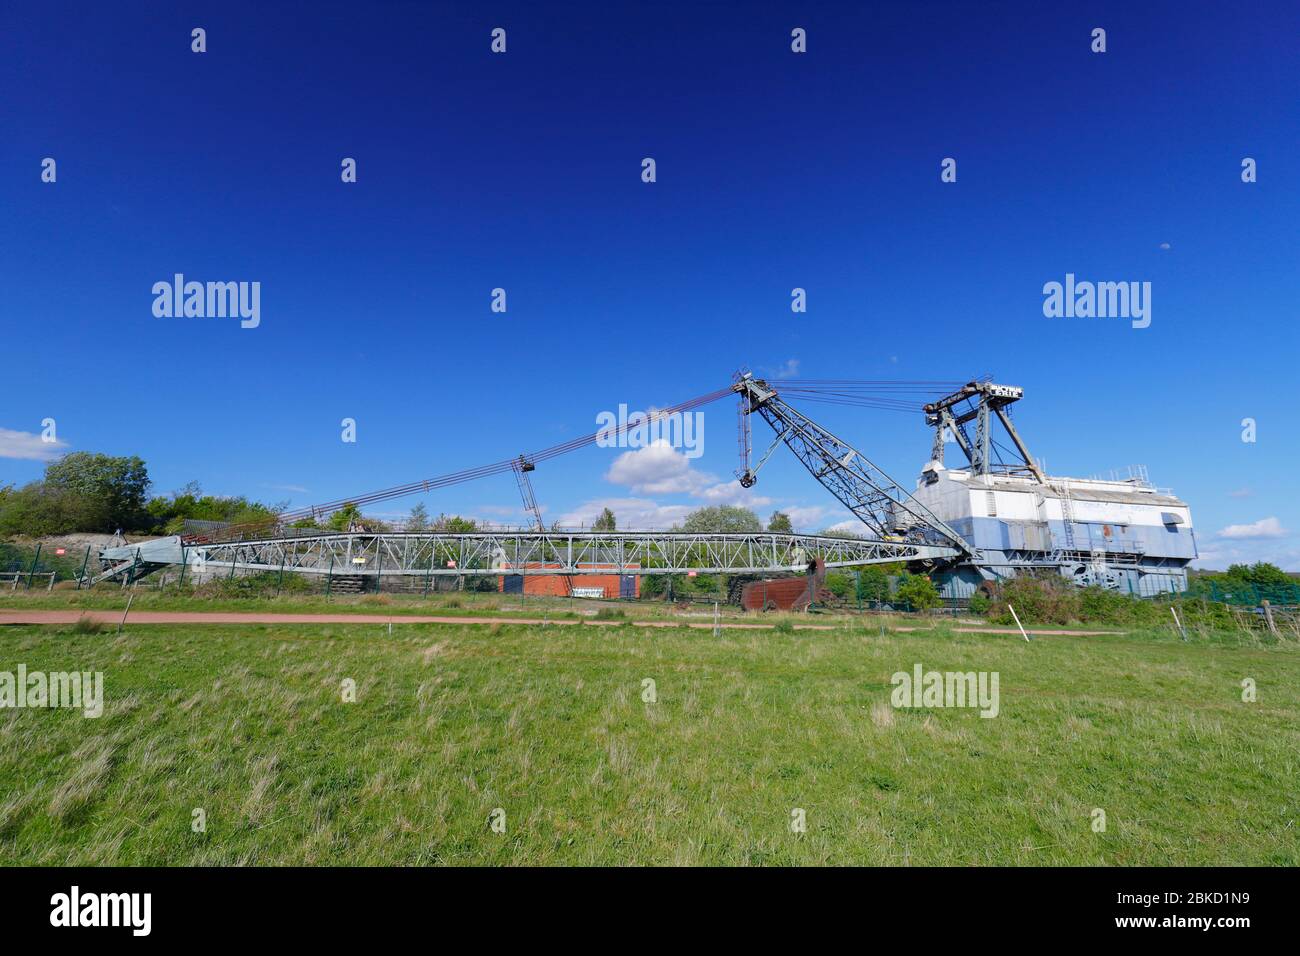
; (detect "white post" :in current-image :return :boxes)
[118,593,134,635]
[1007,603,1031,642]
[1171,606,1187,641]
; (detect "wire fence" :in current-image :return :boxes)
[1188,581,1300,607]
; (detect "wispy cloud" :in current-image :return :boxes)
[1216,516,1288,540]
[1227,488,1253,498]
[262,483,310,495]
[0,427,67,461]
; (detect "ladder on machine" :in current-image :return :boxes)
[1055,479,1077,550]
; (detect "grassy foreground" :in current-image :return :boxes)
[1,618,1296,865]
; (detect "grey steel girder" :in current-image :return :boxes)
[99,530,959,580]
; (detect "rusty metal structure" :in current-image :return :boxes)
[739,558,832,612]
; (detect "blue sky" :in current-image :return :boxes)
[2,1,1297,569]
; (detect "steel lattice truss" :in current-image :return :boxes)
[734,376,971,554]
[99,530,959,580]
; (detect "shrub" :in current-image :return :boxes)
[967,592,991,615]
[895,574,942,611]
[824,571,852,599]
[989,575,1080,625]
[987,577,1241,629]
[196,571,310,598]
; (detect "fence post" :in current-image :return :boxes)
[325,554,334,601]
[118,593,134,635]
[47,571,56,592]
[178,547,187,589]
[26,543,42,589]
[76,545,91,590]
[1261,599,1279,637]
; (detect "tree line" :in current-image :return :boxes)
[0,455,809,539]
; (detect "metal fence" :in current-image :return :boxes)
[1189,581,1300,607]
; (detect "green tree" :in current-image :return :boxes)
[407,502,429,532]
[767,511,793,533]
[593,507,616,531]
[0,482,79,536]
[433,513,478,533]
[328,503,362,531]
[895,574,942,611]
[857,566,890,602]
[43,452,151,531]
[681,505,762,534]
[146,481,280,533]
[824,571,852,598]
[1242,562,1291,588]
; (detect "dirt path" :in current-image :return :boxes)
[0,609,835,631]
[0,608,1114,636]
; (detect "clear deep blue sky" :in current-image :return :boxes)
[2,1,1297,568]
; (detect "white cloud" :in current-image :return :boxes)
[604,440,716,495]
[782,505,830,530]
[603,441,781,513]
[824,519,867,536]
[768,358,800,379]
[1216,516,1288,540]
[0,427,68,461]
[1227,488,1253,498]
[694,480,773,508]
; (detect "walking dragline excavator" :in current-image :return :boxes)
[99,368,1192,596]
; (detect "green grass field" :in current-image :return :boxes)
[1,614,1296,865]
[0,587,753,622]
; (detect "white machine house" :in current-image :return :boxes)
[912,381,1197,598]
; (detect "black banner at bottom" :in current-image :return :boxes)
[0,866,1279,941]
